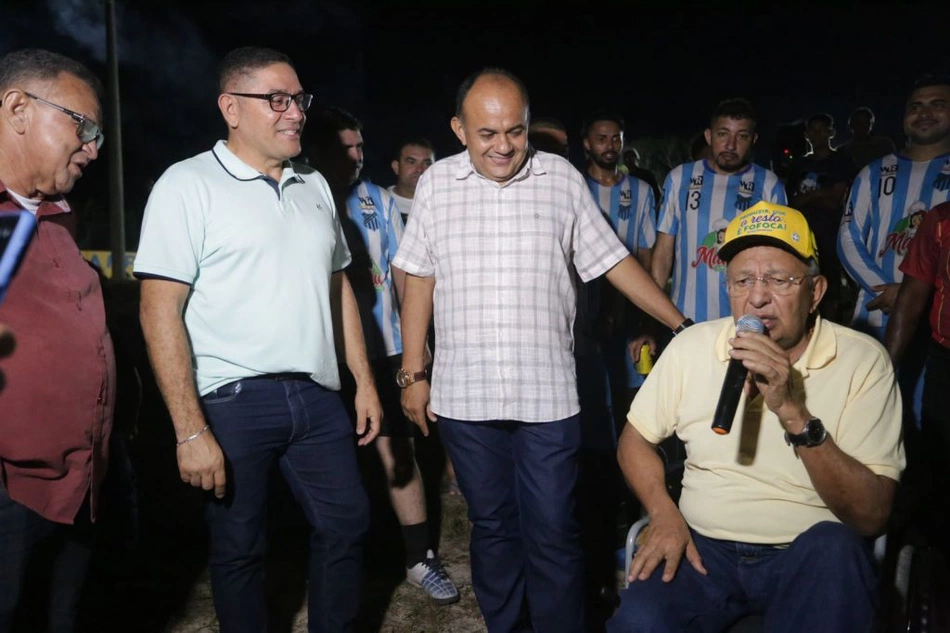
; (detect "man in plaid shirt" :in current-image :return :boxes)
[393,67,688,632]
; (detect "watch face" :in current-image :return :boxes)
[805,419,826,445]
[396,369,410,388]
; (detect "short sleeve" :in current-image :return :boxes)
[832,342,905,481]
[392,170,435,277]
[627,338,683,444]
[572,172,629,282]
[133,166,206,283]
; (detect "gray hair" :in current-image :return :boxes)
[0,49,102,100]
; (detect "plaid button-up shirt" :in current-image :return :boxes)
[393,150,629,422]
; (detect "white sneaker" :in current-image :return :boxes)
[406,549,460,605]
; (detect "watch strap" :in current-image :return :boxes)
[396,368,428,388]
[673,318,695,335]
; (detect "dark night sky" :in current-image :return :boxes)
[4,0,950,248]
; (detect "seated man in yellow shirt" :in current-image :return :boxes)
[608,202,905,633]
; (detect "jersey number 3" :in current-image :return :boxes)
[688,190,701,210]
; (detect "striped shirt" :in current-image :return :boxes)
[585,173,656,253]
[393,150,630,422]
[657,160,786,322]
[341,181,405,359]
[586,173,657,388]
[838,152,950,336]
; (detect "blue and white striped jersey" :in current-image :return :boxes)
[657,160,787,322]
[838,152,950,336]
[341,181,405,359]
[585,173,657,388]
[585,173,657,253]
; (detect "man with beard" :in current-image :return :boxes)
[838,75,950,342]
[838,75,950,509]
[579,109,659,627]
[388,138,435,224]
[582,110,657,408]
[652,98,787,323]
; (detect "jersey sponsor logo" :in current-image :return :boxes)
[362,212,379,230]
[735,192,755,211]
[935,159,950,192]
[691,222,729,271]
[735,180,757,211]
[359,196,379,231]
[689,175,704,189]
[619,188,632,219]
[879,201,928,257]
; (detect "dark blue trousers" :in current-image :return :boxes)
[0,486,94,633]
[201,377,369,633]
[439,415,584,633]
[607,521,878,633]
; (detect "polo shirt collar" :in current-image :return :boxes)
[211,140,304,187]
[452,148,547,185]
[0,179,71,217]
[714,314,834,377]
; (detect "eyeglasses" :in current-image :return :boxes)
[726,274,812,296]
[25,92,103,150]
[227,92,313,113]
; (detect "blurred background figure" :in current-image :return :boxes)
[528,116,569,158]
[388,137,435,225]
[836,106,896,174]
[785,112,853,321]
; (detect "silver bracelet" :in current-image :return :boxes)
[176,424,211,447]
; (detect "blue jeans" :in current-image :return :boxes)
[201,376,369,633]
[0,485,94,633]
[607,521,878,633]
[439,415,584,633]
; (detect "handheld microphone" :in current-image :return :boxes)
[711,314,765,435]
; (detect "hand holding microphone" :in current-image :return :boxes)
[711,314,765,435]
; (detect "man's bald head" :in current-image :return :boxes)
[450,68,531,183]
[455,68,530,122]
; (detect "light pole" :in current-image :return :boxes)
[106,0,126,280]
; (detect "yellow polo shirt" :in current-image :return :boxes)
[628,316,905,544]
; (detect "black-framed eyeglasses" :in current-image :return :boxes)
[25,92,103,150]
[227,92,313,113]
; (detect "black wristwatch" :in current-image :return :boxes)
[396,368,428,389]
[784,418,827,448]
[673,318,694,335]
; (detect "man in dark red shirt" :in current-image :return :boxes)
[886,200,950,556]
[0,324,12,388]
[0,49,113,631]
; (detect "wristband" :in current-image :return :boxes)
[176,424,211,447]
[673,318,694,335]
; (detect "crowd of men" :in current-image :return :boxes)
[0,43,946,633]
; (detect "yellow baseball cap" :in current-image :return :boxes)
[717,201,818,263]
